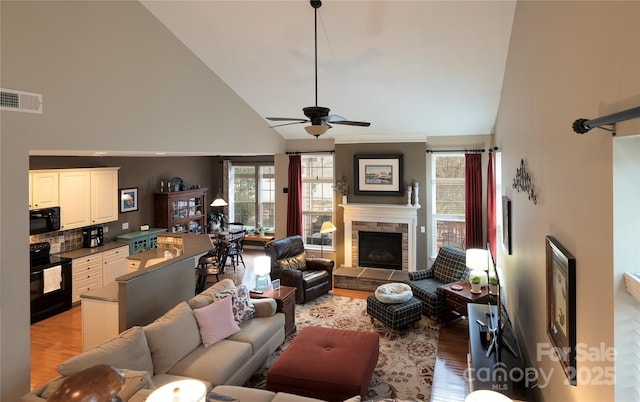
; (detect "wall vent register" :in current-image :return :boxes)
[0,88,43,113]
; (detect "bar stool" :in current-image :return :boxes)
[194,242,229,294]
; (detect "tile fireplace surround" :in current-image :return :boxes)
[341,203,420,272]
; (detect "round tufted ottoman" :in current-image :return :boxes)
[367,292,422,330]
[266,326,379,401]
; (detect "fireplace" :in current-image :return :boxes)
[358,231,402,270]
[342,203,419,272]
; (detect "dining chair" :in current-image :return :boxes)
[226,230,246,271]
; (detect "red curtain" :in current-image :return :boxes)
[487,152,496,259]
[286,155,303,237]
[465,153,483,249]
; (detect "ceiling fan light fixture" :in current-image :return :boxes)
[305,124,328,136]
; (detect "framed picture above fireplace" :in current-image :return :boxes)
[354,154,404,196]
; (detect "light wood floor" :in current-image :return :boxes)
[30,248,470,401]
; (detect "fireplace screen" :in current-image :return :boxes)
[358,231,402,270]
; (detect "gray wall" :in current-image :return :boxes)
[30,156,221,239]
[1,1,283,399]
[335,142,428,268]
[495,1,639,401]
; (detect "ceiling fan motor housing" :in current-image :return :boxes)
[303,106,330,125]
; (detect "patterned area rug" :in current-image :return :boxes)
[246,294,440,401]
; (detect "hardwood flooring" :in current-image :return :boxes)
[29,248,470,401]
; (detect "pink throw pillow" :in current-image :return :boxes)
[192,296,241,347]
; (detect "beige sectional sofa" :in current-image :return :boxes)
[23,279,285,401]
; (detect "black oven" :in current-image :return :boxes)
[30,207,61,235]
[30,242,72,324]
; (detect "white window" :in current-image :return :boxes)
[229,164,275,230]
[301,154,334,248]
[431,153,466,253]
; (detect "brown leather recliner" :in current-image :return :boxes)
[265,235,335,304]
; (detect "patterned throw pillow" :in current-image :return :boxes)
[213,285,255,323]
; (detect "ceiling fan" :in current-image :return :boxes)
[266,0,371,137]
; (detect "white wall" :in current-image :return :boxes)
[0,1,284,399]
[495,1,639,401]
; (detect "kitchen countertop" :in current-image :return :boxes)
[57,241,129,260]
[121,232,212,275]
[68,234,213,303]
[80,282,118,302]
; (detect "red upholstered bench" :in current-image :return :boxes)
[266,326,379,401]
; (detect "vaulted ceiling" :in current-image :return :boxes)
[141,1,516,143]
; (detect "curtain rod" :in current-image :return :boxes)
[286,150,335,155]
[426,147,498,154]
[573,106,640,136]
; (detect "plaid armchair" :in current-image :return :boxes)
[405,246,469,320]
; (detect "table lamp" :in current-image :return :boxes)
[147,379,206,402]
[253,255,271,292]
[319,221,337,258]
[466,248,489,292]
[464,390,512,402]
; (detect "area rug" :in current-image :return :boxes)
[246,294,440,401]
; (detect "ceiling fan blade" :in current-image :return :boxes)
[326,114,346,123]
[269,120,309,128]
[266,117,309,122]
[332,120,371,127]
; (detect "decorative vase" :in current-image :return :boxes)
[342,195,347,204]
[489,284,498,295]
[471,283,482,294]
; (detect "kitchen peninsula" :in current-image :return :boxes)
[80,233,212,349]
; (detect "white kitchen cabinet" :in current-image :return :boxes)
[58,167,119,230]
[127,259,141,273]
[80,283,119,351]
[91,168,119,225]
[29,170,59,209]
[59,170,91,230]
[72,254,103,304]
[102,245,129,285]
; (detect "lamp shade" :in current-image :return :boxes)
[464,390,512,402]
[466,248,489,271]
[210,196,228,207]
[147,379,206,402]
[320,221,337,234]
[254,256,271,275]
[305,124,328,136]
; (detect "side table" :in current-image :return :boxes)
[251,286,296,337]
[442,280,491,325]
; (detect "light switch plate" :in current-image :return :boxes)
[122,222,129,230]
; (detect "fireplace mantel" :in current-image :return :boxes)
[341,203,420,272]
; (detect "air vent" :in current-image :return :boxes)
[0,88,42,113]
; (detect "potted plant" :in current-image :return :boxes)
[254,223,266,236]
[208,211,226,233]
[470,274,482,294]
[333,175,348,204]
[488,275,498,295]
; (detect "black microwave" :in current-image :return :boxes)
[30,207,61,235]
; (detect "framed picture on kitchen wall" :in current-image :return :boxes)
[120,187,139,213]
[354,154,404,196]
[545,235,577,386]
